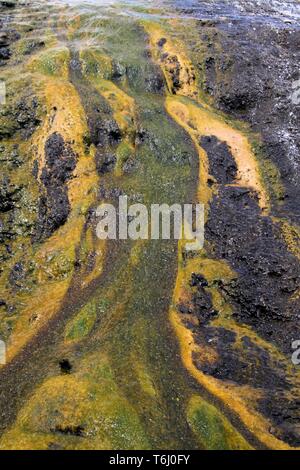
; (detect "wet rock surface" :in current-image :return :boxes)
[206,185,300,352]
[189,307,300,446]
[0,177,21,213]
[0,1,20,66]
[192,325,288,389]
[0,1,18,8]
[0,144,23,168]
[184,136,300,445]
[259,392,300,446]
[214,24,300,221]
[0,93,41,140]
[200,135,237,183]
[178,1,300,221]
[155,36,197,95]
[34,132,77,241]
[69,51,121,177]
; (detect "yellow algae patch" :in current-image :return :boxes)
[143,21,198,99]
[165,100,213,207]
[4,71,102,362]
[92,79,136,138]
[256,154,286,203]
[27,47,70,79]
[0,376,98,450]
[187,395,252,450]
[166,96,268,211]
[273,217,300,261]
[6,280,69,363]
[33,76,88,172]
[134,359,157,398]
[80,49,112,80]
[6,144,99,360]
[18,376,90,434]
[0,354,150,450]
[30,75,98,249]
[69,149,98,216]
